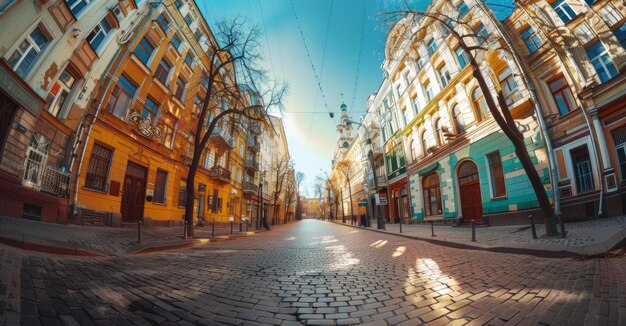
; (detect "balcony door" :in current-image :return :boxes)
[121,162,147,223]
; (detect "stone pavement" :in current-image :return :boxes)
[332,216,626,256]
[0,216,268,256]
[1,220,625,325]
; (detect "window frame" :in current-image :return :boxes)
[7,26,50,79]
[133,36,156,65]
[87,17,113,52]
[548,75,577,116]
[552,0,578,24]
[84,143,113,192]
[585,41,618,83]
[109,74,138,120]
[486,151,506,198]
[46,69,77,118]
[154,59,172,86]
[153,169,168,204]
[521,27,542,53]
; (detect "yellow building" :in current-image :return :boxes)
[74,0,244,225]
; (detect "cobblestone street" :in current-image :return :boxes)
[2,219,626,326]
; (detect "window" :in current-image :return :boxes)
[154,60,171,85]
[23,132,50,188]
[85,143,113,191]
[156,14,170,32]
[412,96,420,114]
[423,81,434,102]
[571,145,594,193]
[66,0,89,16]
[585,0,596,5]
[453,105,465,133]
[184,14,194,26]
[402,108,410,126]
[184,52,194,67]
[521,27,542,53]
[175,0,183,8]
[612,128,626,182]
[87,18,112,51]
[421,131,429,156]
[415,57,424,71]
[455,47,468,68]
[133,36,155,65]
[498,67,518,99]
[487,151,506,197]
[614,23,626,49]
[402,70,411,88]
[194,29,204,42]
[586,41,618,83]
[473,23,489,43]
[422,173,442,216]
[457,1,470,18]
[153,170,167,204]
[600,4,623,26]
[46,69,76,117]
[472,87,489,121]
[427,39,438,56]
[552,0,577,24]
[178,179,186,207]
[574,23,594,44]
[112,4,125,21]
[410,139,418,161]
[7,26,50,79]
[437,64,451,87]
[170,34,182,51]
[435,119,445,145]
[142,97,159,121]
[162,119,176,149]
[175,77,187,100]
[109,75,137,119]
[549,75,576,116]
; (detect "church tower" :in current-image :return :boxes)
[336,100,353,149]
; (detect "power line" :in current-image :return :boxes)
[349,4,367,114]
[305,0,335,146]
[290,0,337,128]
[258,0,276,76]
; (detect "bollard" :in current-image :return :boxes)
[471,219,476,242]
[211,221,215,237]
[137,220,142,243]
[431,222,436,237]
[239,222,242,232]
[559,214,566,238]
[230,221,233,235]
[183,220,188,240]
[529,215,537,239]
[399,218,403,234]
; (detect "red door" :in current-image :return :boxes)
[121,162,147,223]
[458,161,483,222]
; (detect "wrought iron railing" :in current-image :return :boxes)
[210,126,235,148]
[243,181,258,193]
[209,166,231,181]
[249,122,262,134]
[22,158,70,198]
[245,159,259,170]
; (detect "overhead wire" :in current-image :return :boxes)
[349,3,367,116]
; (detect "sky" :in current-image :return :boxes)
[196,0,514,196]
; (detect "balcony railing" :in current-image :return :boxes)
[372,143,383,157]
[208,126,235,149]
[243,181,258,194]
[208,166,231,183]
[249,122,262,135]
[245,159,259,171]
[246,138,260,152]
[366,176,388,189]
[22,158,70,198]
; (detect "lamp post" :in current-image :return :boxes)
[345,119,383,230]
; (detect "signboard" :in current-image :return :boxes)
[146,189,154,196]
[376,193,388,206]
[229,216,235,222]
[198,183,206,192]
[358,199,368,207]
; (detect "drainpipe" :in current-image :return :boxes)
[515,1,604,217]
[71,3,162,215]
[475,1,560,216]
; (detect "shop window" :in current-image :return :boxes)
[422,173,442,216]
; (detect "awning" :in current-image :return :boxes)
[417,162,440,175]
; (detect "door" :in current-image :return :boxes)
[458,161,483,222]
[197,195,205,224]
[0,92,17,154]
[121,162,147,222]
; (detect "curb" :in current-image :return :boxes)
[0,236,105,257]
[332,222,580,259]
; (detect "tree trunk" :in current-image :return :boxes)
[184,158,200,239]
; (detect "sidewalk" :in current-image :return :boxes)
[333,216,626,257]
[0,216,267,257]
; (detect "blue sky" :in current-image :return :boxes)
[197,0,514,195]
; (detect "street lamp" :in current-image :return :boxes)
[258,170,268,230]
[344,119,384,230]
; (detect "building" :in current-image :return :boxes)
[504,0,626,219]
[372,0,553,225]
[0,0,141,223]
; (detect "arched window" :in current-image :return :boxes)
[422,173,442,216]
[410,139,418,162]
[453,105,466,133]
[472,87,489,122]
[435,119,445,145]
[421,131,429,156]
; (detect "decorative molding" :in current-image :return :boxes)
[129,111,162,138]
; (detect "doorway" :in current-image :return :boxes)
[121,162,147,223]
[458,160,482,222]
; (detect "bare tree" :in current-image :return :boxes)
[336,160,355,225]
[383,4,558,235]
[184,17,287,237]
[295,172,305,220]
[269,155,289,225]
[283,169,296,224]
[314,174,326,219]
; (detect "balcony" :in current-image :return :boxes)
[208,126,235,149]
[367,176,388,189]
[247,137,260,152]
[245,159,260,171]
[208,166,231,183]
[22,158,70,198]
[249,122,262,135]
[372,143,384,158]
[243,181,258,195]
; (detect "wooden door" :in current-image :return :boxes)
[458,161,483,222]
[0,92,17,153]
[121,162,147,222]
